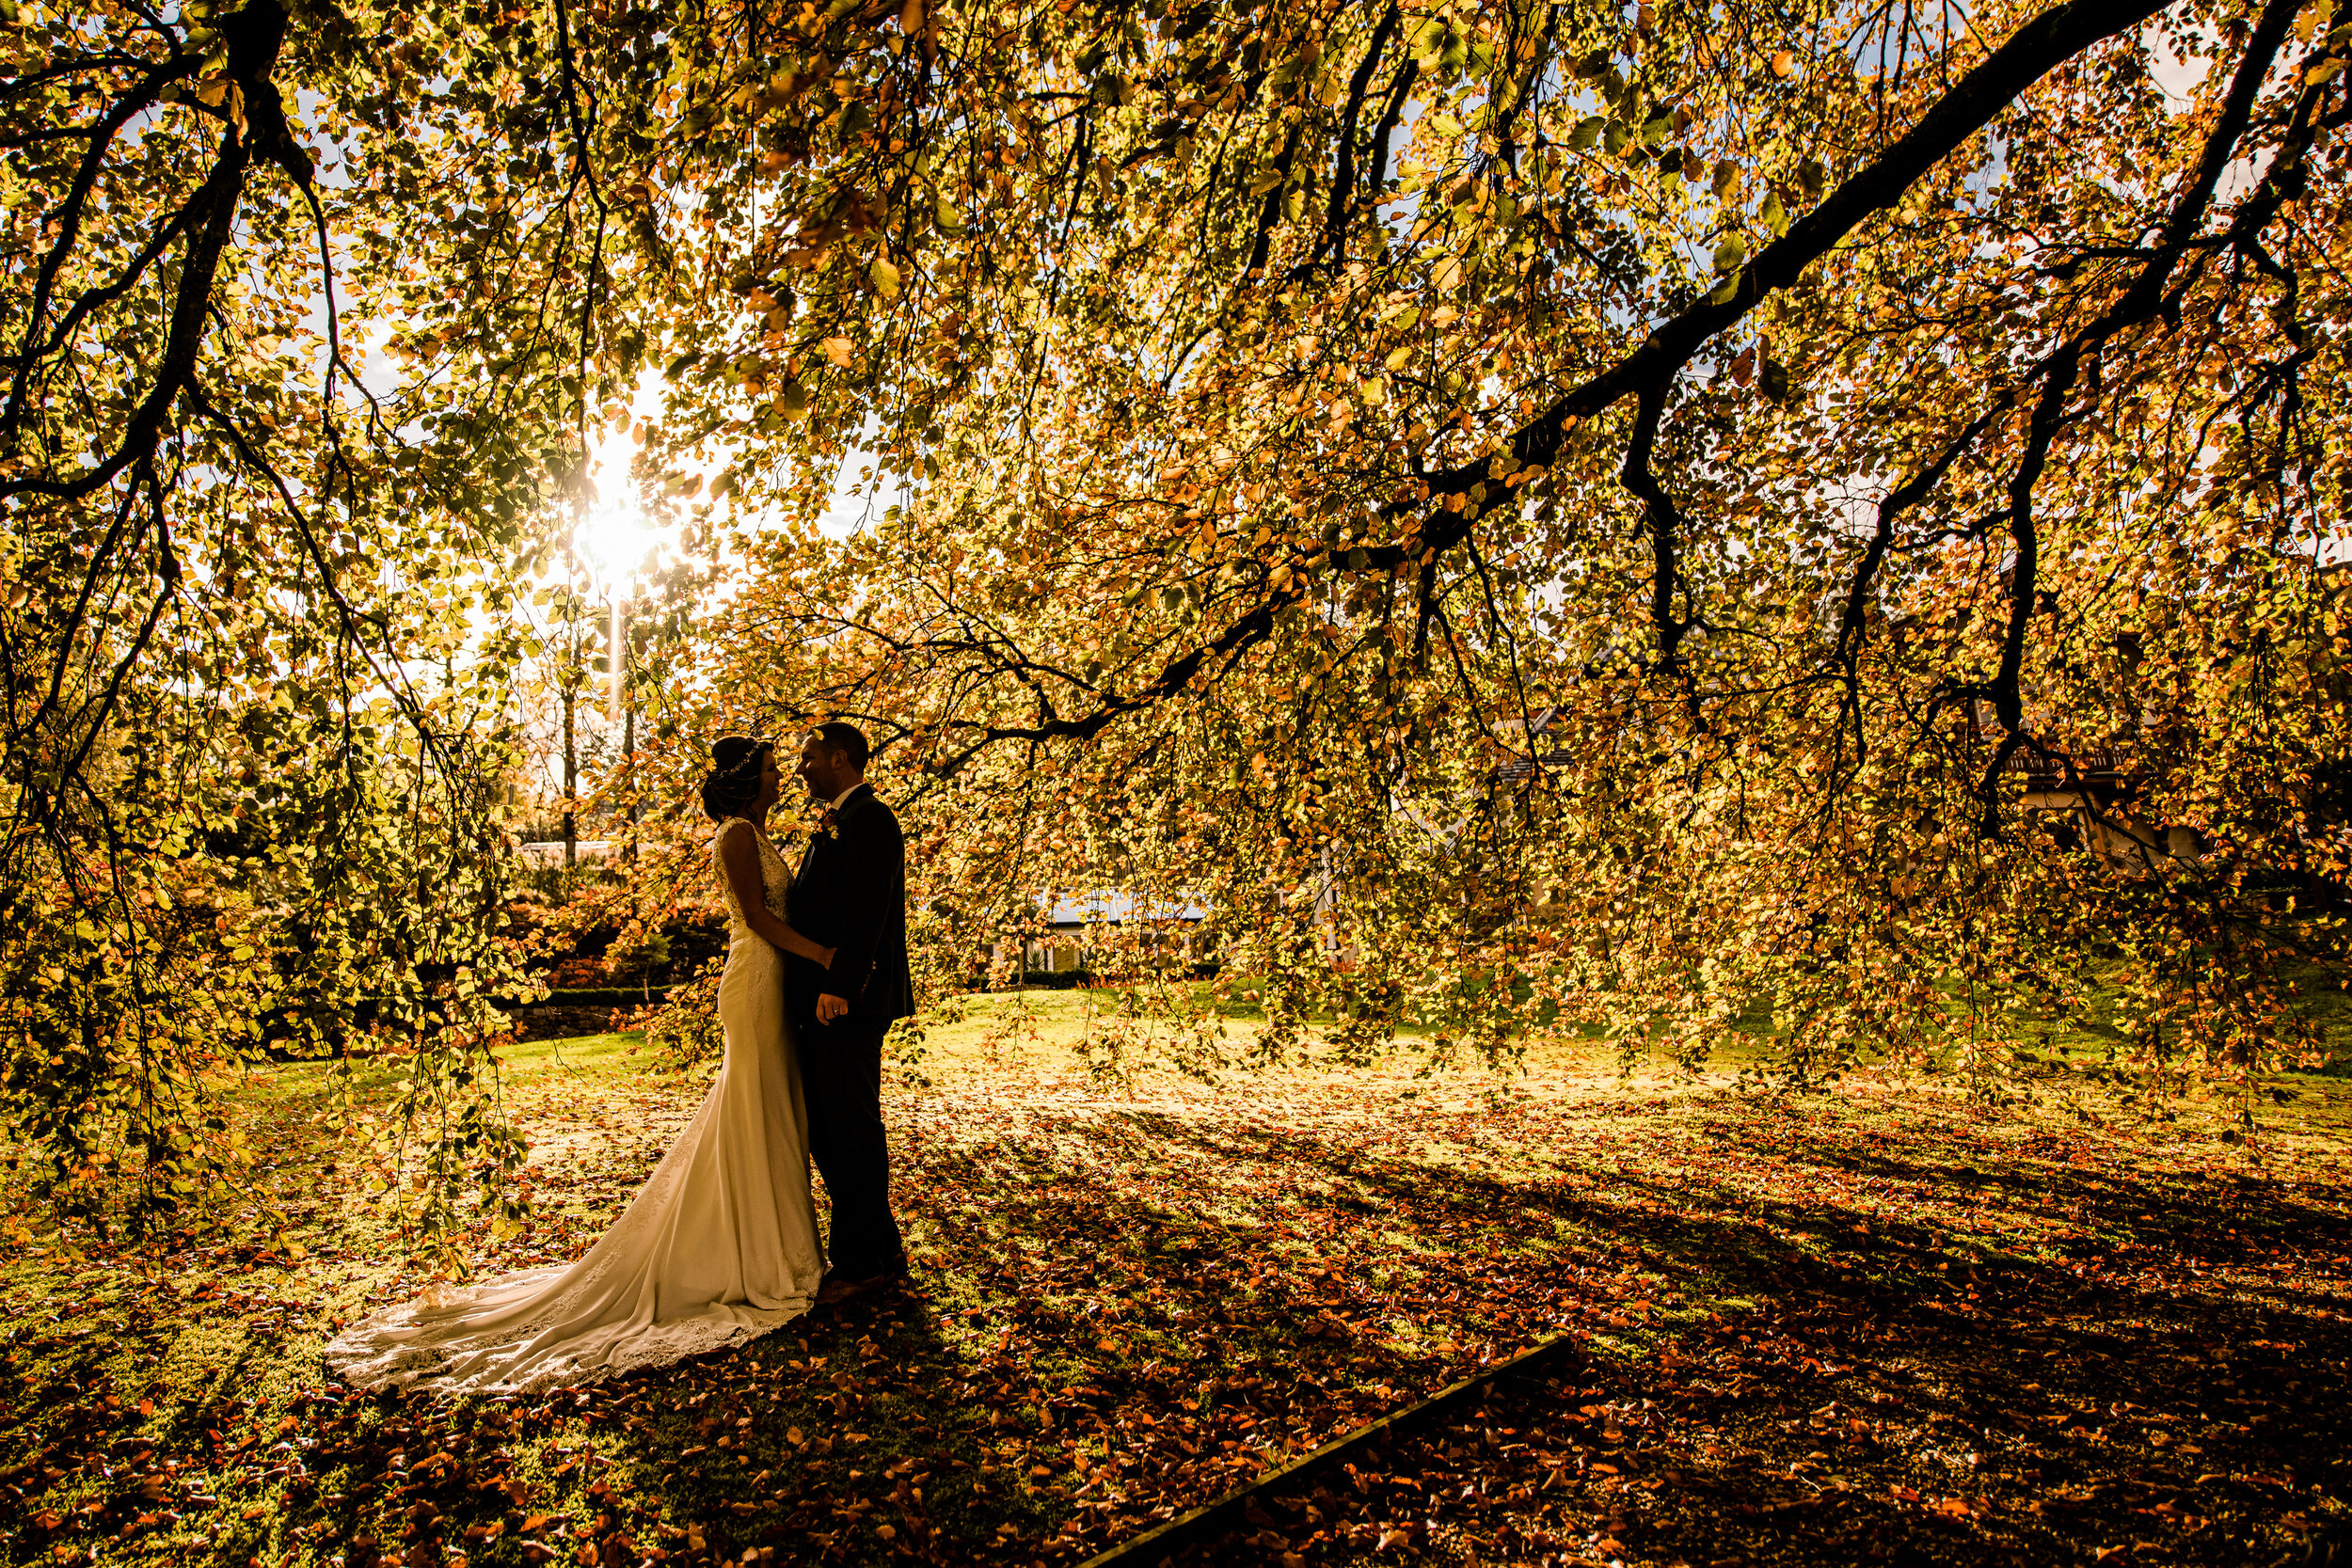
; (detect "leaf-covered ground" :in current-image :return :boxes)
[3,995,2348,1567]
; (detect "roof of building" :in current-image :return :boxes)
[516,839,618,866]
[1041,891,1209,926]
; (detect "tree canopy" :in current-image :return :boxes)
[7,0,2349,1246]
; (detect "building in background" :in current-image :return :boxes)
[1020,891,1212,980]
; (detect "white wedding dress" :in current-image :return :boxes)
[325,817,825,1392]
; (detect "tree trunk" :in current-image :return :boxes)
[562,685,577,871]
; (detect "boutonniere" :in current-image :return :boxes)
[818,808,840,839]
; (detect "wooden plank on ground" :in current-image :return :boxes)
[1077,1334,1583,1568]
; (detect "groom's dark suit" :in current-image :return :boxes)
[784,782,913,1281]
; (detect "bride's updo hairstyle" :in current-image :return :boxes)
[700,736,771,822]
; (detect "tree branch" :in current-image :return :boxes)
[1391,0,2176,560]
[2,135,246,503]
[1312,1,1402,272]
[1966,0,2304,834]
[1,48,201,444]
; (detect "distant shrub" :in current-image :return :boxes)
[606,929,672,984]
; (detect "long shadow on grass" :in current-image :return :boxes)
[285,1298,988,1568]
[86,1100,2352,1568]
[1719,1130,2348,1263]
[1043,1103,2352,1566]
[319,1111,1620,1568]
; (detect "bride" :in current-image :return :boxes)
[326,737,833,1392]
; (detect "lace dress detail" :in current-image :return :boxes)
[324,817,824,1393]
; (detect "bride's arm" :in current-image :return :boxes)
[718,829,836,966]
[771,921,835,966]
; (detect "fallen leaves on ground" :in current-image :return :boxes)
[0,1031,2346,1565]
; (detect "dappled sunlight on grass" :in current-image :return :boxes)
[0,1001,2346,1565]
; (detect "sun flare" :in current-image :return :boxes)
[574,427,657,583]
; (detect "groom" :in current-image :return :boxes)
[787,721,914,1304]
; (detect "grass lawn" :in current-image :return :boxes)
[2,990,2349,1566]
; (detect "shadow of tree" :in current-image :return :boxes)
[469,1095,2344,1566]
[1063,1099,2352,1566]
[9,1079,2345,1568]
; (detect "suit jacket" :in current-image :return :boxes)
[784,784,915,1027]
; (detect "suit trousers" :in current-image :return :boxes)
[795,1013,907,1280]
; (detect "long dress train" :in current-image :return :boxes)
[324,817,825,1393]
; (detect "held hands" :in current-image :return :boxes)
[816,993,850,1024]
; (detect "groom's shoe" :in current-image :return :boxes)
[816,1262,911,1307]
